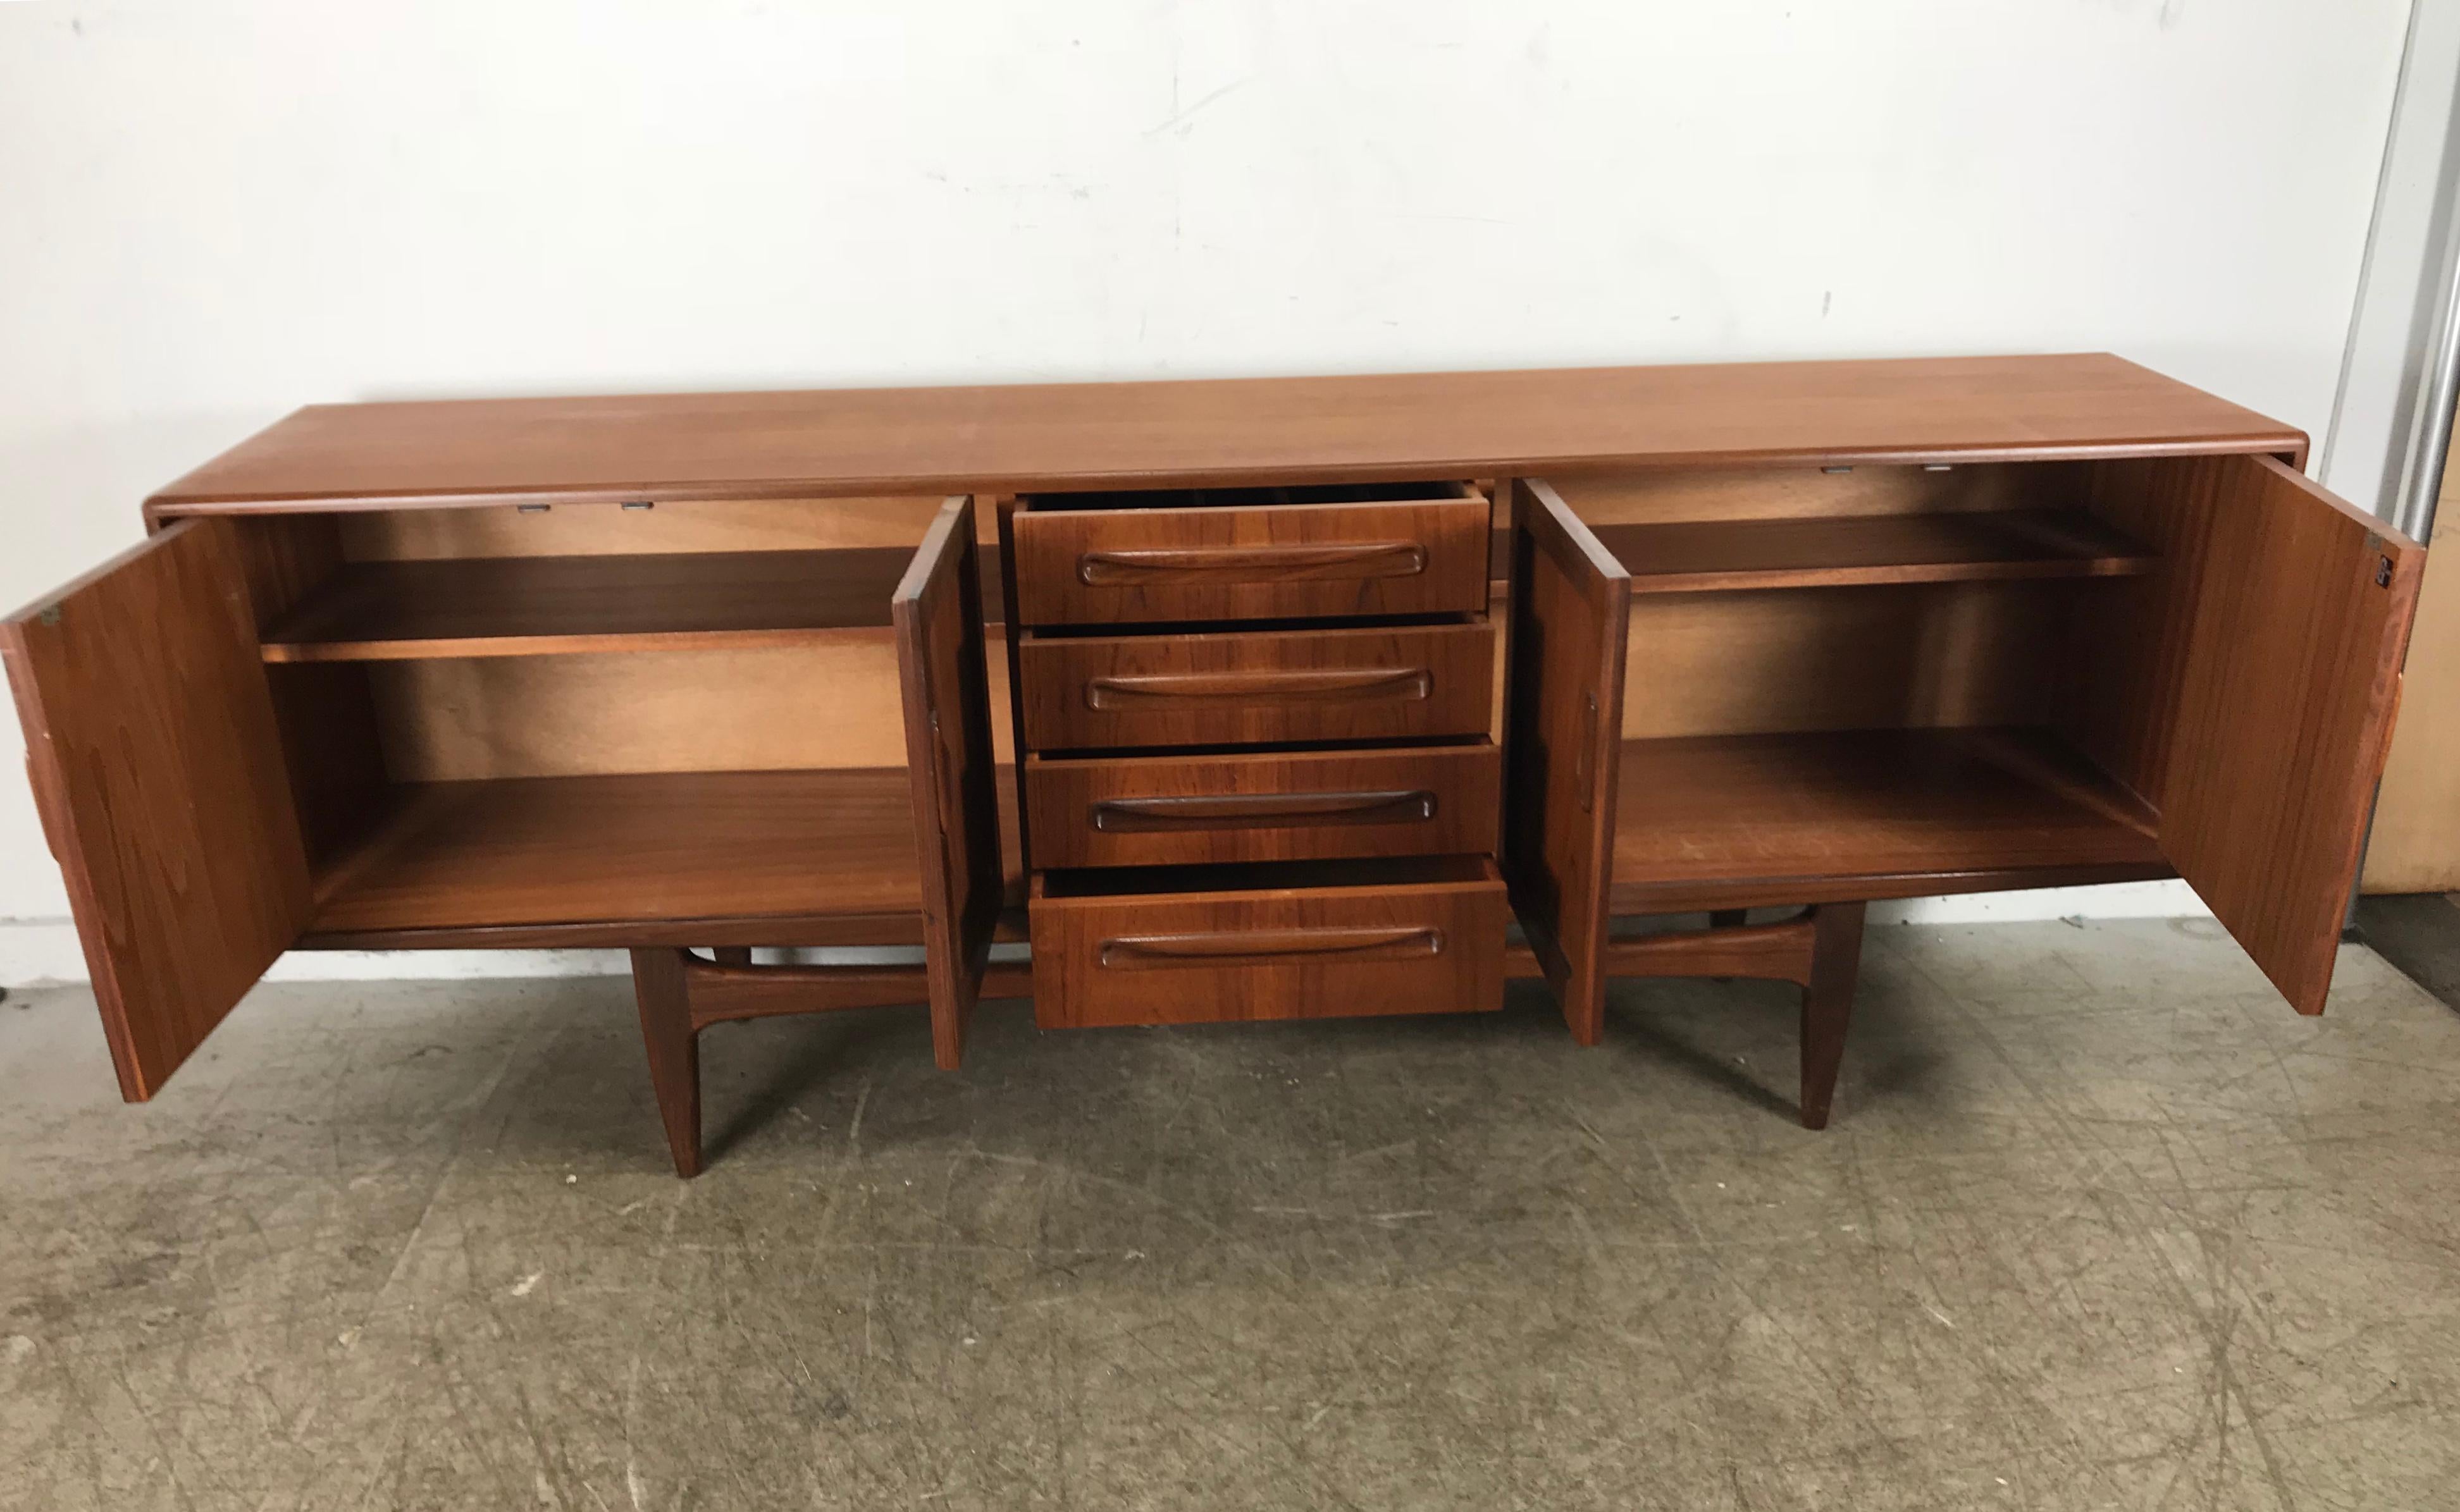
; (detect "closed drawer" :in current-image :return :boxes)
[1017,618,1495,750]
[1027,741,1500,869]
[1010,485,1490,625]
[1029,857,1507,1028]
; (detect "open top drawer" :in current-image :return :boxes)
[1008,481,1491,626]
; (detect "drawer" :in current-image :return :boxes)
[1009,484,1490,625]
[1017,618,1495,750]
[1029,857,1507,1028]
[1026,741,1500,869]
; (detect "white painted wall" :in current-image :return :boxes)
[0,0,2422,979]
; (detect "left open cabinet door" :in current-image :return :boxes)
[1,517,312,1100]
[894,497,1005,1069]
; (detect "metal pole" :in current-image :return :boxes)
[2346,29,2460,929]
[2396,202,2460,545]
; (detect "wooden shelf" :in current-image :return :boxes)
[1609,727,2167,913]
[1592,510,2154,594]
[260,549,915,662]
[303,770,930,945]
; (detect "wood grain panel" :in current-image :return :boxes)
[992,495,1035,862]
[1619,582,2064,739]
[1016,620,1494,750]
[262,549,911,661]
[307,770,925,937]
[368,641,911,778]
[263,663,392,866]
[1594,509,2151,594]
[226,517,395,864]
[1597,914,1820,985]
[0,519,311,1099]
[675,954,1036,1030]
[1546,461,2080,526]
[149,356,2301,513]
[1010,492,1489,625]
[2057,456,2230,808]
[1502,479,1630,1045]
[1029,858,1506,1028]
[1608,727,2165,915]
[337,496,947,557]
[229,513,349,629]
[1025,742,1500,869]
[893,498,1004,1069]
[2160,455,2423,1013]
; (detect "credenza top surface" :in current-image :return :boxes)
[149,353,2304,515]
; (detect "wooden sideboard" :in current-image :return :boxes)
[2,355,2421,1176]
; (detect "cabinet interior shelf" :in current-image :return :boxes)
[1609,727,2166,913]
[302,768,932,943]
[1591,509,2155,594]
[260,548,920,662]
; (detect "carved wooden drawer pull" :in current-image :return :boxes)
[1083,667,1433,708]
[1089,789,1438,833]
[1076,541,1427,586]
[1096,926,1446,970]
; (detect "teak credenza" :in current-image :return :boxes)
[2,356,2422,1176]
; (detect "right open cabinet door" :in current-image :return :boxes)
[1502,479,1631,1045]
[894,496,1006,1067]
[1,517,312,1099]
[2158,454,2423,1014]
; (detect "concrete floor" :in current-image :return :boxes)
[2356,891,2460,1013]
[4,920,2459,1510]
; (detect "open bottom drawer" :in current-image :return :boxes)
[1029,856,1507,1028]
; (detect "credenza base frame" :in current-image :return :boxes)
[632,901,1867,1178]
[630,947,1034,1177]
[1506,902,1868,1129]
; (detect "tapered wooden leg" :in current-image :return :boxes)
[630,948,703,1178]
[1798,902,1867,1131]
[1708,909,1748,930]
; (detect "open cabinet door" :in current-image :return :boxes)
[1,518,312,1099]
[1503,479,1631,1045]
[894,497,1005,1068]
[2162,455,2423,1014]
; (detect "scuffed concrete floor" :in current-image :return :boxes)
[4,920,2459,1511]
[2356,892,2460,1012]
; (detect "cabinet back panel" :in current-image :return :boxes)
[1548,463,2082,527]
[337,496,950,560]
[368,636,1008,779]
[1620,582,2065,739]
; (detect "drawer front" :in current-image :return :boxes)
[1029,860,1507,1028]
[1010,494,1491,625]
[1027,742,1500,869]
[1017,620,1495,750]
